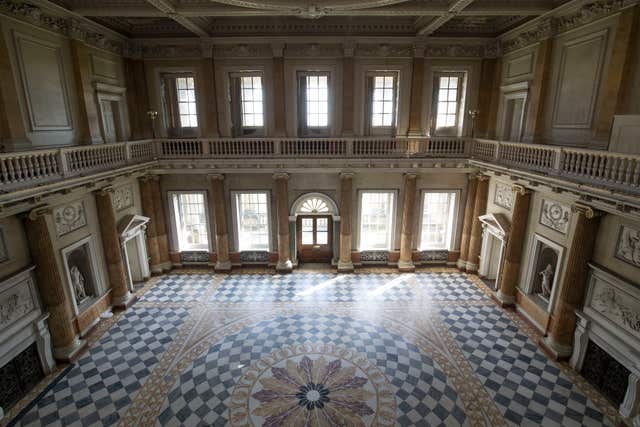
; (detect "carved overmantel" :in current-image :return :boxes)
[0,266,56,377]
[571,263,640,425]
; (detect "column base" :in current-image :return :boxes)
[112,291,137,309]
[540,336,573,360]
[150,262,172,274]
[215,260,232,272]
[53,336,86,362]
[337,260,354,273]
[456,259,468,270]
[276,259,293,273]
[398,260,415,272]
[495,290,516,307]
[465,262,479,273]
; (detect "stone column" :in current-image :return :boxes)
[25,208,85,361]
[150,177,171,270]
[338,172,355,272]
[457,176,479,269]
[342,42,355,136]
[139,177,161,273]
[407,44,426,136]
[209,174,231,271]
[544,205,601,359]
[496,185,532,306]
[95,188,135,308]
[274,173,293,273]
[399,173,418,272]
[466,176,489,273]
[272,44,287,137]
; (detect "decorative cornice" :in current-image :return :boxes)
[0,0,125,55]
[213,43,272,59]
[501,0,635,53]
[285,43,343,58]
[142,43,203,59]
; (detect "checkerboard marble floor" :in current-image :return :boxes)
[6,269,620,427]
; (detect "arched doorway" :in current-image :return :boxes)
[290,193,340,265]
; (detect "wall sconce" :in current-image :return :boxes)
[147,110,158,139]
[468,109,479,138]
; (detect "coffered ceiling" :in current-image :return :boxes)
[49,0,572,38]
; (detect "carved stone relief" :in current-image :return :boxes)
[615,225,640,268]
[54,201,87,236]
[539,199,571,234]
[0,285,34,329]
[493,182,514,210]
[113,186,134,211]
[592,283,640,337]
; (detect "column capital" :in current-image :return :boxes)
[343,41,356,57]
[412,43,426,58]
[273,172,290,180]
[27,206,52,221]
[271,43,285,58]
[340,172,355,180]
[405,172,418,180]
[139,174,160,183]
[208,173,225,181]
[572,204,603,219]
[476,174,490,182]
[512,184,530,196]
[94,186,115,196]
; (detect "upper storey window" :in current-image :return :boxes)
[367,73,398,135]
[231,73,264,136]
[432,72,465,136]
[176,77,198,128]
[298,73,329,136]
[162,73,199,137]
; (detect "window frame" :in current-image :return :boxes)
[297,71,331,137]
[417,189,460,251]
[168,190,212,253]
[357,189,397,251]
[231,190,273,252]
[229,72,265,137]
[431,71,466,137]
[161,72,200,138]
[365,71,399,136]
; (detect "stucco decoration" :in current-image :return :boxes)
[54,201,87,236]
[494,182,514,210]
[593,285,640,336]
[615,225,640,268]
[113,186,134,211]
[539,199,571,234]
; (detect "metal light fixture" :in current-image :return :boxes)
[147,110,158,139]
[468,109,479,138]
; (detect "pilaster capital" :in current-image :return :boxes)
[207,173,225,181]
[343,41,356,57]
[139,174,159,183]
[27,206,52,221]
[273,172,290,181]
[95,186,114,196]
[511,184,530,196]
[340,172,355,180]
[405,172,418,180]
[476,174,490,182]
[271,43,285,58]
[412,43,426,58]
[572,204,603,219]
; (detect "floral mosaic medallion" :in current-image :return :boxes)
[229,343,396,427]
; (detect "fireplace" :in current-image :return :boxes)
[0,343,44,410]
[581,340,630,407]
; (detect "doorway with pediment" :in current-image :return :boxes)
[290,193,340,266]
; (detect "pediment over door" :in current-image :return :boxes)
[118,214,150,240]
[479,213,511,239]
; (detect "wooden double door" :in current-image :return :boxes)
[297,215,333,263]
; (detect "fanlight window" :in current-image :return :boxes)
[299,198,329,213]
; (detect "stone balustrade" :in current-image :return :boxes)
[1,137,639,198]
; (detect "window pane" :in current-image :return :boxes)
[421,192,455,250]
[305,74,329,129]
[240,75,264,128]
[316,231,328,245]
[370,74,396,128]
[359,192,394,250]
[173,192,209,251]
[236,192,270,251]
[317,218,328,231]
[302,232,314,244]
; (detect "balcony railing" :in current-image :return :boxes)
[0,137,638,197]
[471,139,640,193]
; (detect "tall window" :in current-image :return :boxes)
[176,76,198,128]
[298,73,329,136]
[433,72,465,136]
[420,192,457,250]
[234,192,270,251]
[359,191,395,250]
[369,73,397,130]
[240,76,264,127]
[171,192,209,251]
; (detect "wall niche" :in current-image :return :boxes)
[61,236,103,314]
[524,234,564,312]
